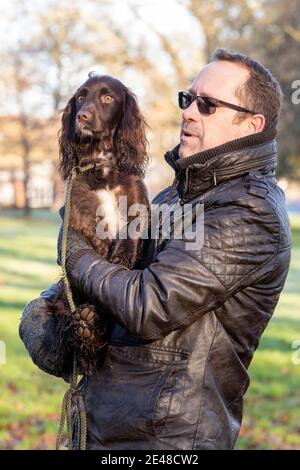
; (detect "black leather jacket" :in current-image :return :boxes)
[20,129,291,450]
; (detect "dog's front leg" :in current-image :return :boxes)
[109,178,150,268]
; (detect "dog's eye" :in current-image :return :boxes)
[101,95,114,104]
[77,96,85,103]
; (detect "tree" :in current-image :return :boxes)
[181,0,300,178]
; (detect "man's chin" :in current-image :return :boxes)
[179,142,202,159]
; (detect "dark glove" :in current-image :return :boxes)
[20,283,75,381]
[56,206,93,267]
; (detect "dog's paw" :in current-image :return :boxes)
[71,303,109,375]
[72,303,96,341]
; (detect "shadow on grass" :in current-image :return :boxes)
[0,209,59,221]
[2,267,60,290]
[0,247,56,266]
[258,316,300,349]
[291,224,300,246]
[271,315,300,326]
[4,280,52,291]
[0,299,34,311]
[259,336,293,352]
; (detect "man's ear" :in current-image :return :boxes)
[248,114,265,134]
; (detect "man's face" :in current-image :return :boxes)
[179,60,258,158]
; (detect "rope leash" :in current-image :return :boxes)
[56,162,96,451]
[56,165,178,450]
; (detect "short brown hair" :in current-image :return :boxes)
[210,48,283,130]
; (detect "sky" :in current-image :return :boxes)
[0,0,204,115]
[0,0,203,55]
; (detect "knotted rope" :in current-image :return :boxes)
[56,165,178,449]
[56,162,96,451]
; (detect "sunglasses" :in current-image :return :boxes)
[178,91,257,116]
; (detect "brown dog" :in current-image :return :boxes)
[46,73,150,373]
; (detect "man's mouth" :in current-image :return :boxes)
[181,130,198,139]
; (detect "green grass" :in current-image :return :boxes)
[0,211,67,450]
[0,210,299,449]
[235,214,300,450]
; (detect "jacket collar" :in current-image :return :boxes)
[164,128,277,202]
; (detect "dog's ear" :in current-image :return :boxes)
[58,95,78,180]
[115,89,149,177]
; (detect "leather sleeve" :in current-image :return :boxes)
[66,201,279,341]
[66,242,227,340]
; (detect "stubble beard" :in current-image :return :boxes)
[179,137,205,159]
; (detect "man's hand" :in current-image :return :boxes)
[56,206,93,267]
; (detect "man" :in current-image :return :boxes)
[20,49,291,450]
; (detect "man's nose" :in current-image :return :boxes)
[77,108,93,122]
[182,100,200,122]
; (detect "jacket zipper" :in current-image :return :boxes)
[209,153,276,178]
[179,153,276,204]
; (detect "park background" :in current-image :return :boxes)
[0,0,300,450]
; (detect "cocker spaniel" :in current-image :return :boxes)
[46,73,150,373]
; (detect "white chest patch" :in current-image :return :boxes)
[97,152,112,178]
[95,187,128,239]
[95,188,117,238]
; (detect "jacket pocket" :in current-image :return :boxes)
[84,343,189,446]
[148,364,187,437]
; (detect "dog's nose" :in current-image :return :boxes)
[77,109,92,122]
